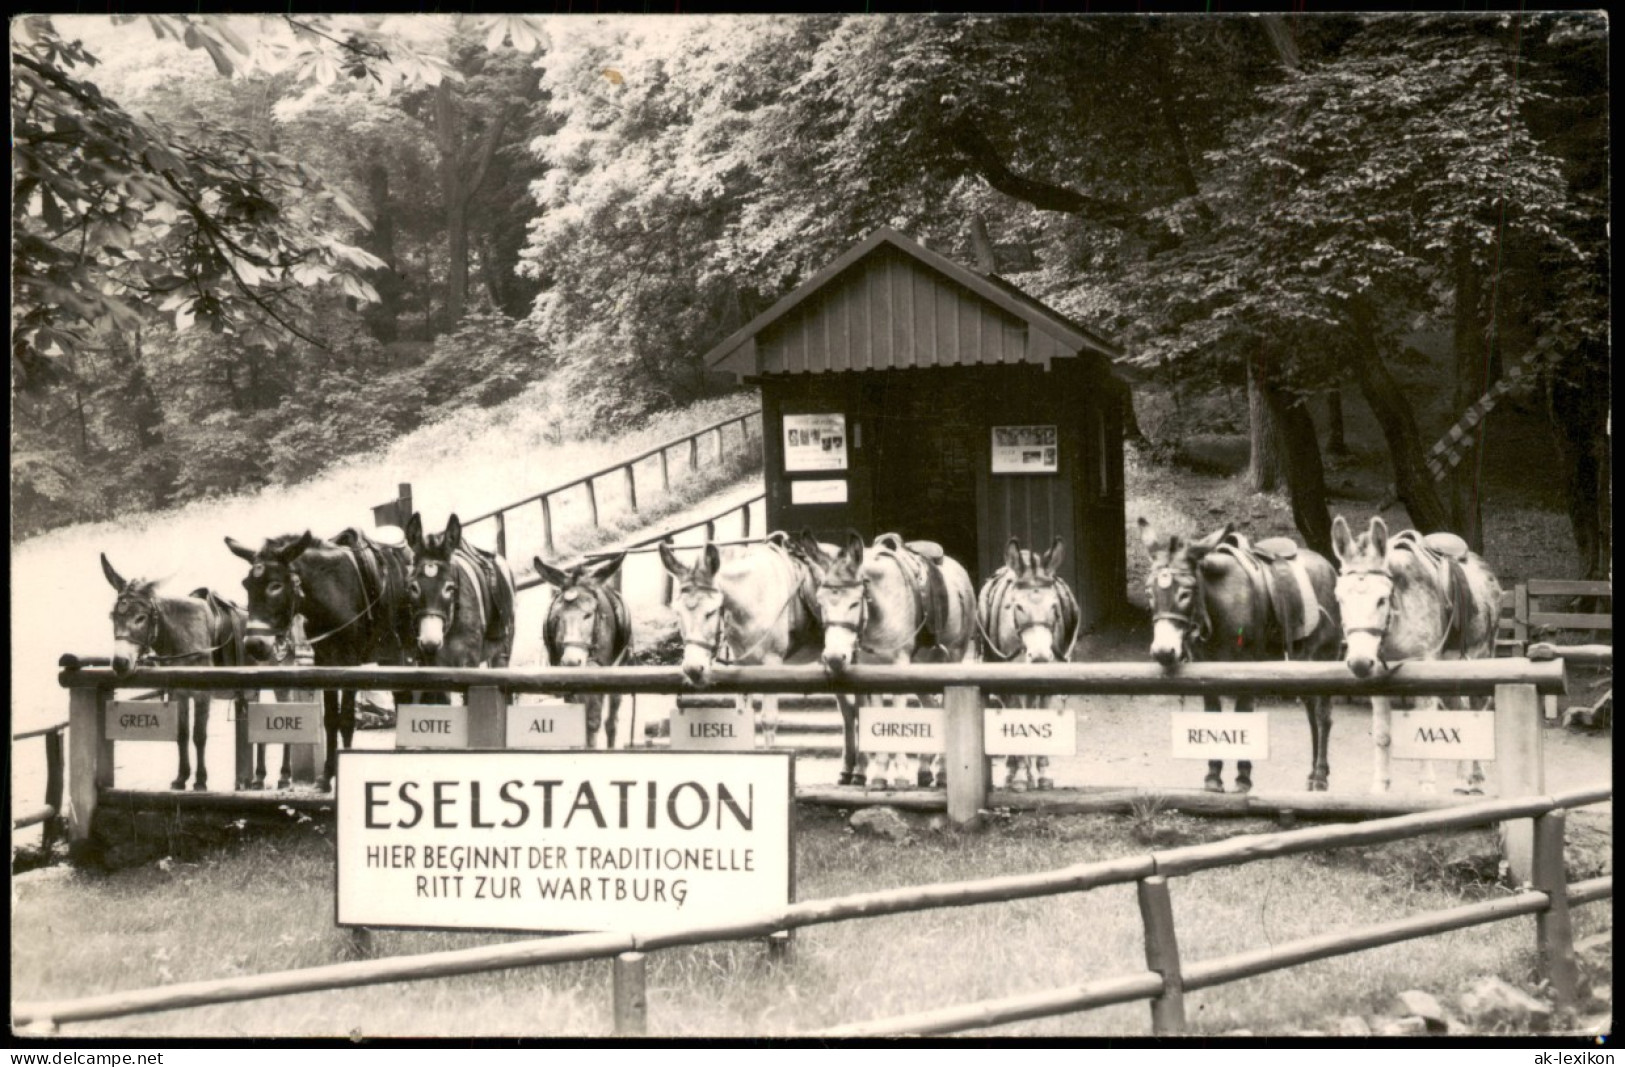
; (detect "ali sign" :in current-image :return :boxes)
[336,750,794,934]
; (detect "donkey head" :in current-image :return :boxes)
[659,542,726,683]
[1331,515,1395,678]
[1138,519,1230,667]
[816,530,870,674]
[227,532,315,662]
[405,513,467,655]
[538,553,625,668]
[1001,536,1070,663]
[102,554,161,675]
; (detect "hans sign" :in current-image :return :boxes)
[336,751,793,933]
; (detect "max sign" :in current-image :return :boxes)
[336,751,793,933]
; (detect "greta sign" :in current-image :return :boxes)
[335,750,793,934]
[106,701,179,741]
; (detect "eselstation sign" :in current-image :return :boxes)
[335,750,794,934]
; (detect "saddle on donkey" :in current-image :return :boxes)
[1388,529,1476,658]
[1210,531,1326,657]
[872,532,955,655]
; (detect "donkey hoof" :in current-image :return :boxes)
[1009,781,1028,794]
[317,778,333,794]
[933,774,946,790]
[193,780,209,793]
[916,771,933,789]
[838,771,854,786]
[1234,778,1253,795]
[278,777,293,791]
[1036,778,1055,791]
[171,779,187,791]
[1203,776,1225,794]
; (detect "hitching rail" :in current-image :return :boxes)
[12,719,67,852]
[12,787,1610,1035]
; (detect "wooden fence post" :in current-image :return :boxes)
[541,495,557,560]
[624,465,638,513]
[68,687,111,844]
[944,685,986,827]
[586,479,601,529]
[1532,810,1579,1015]
[1497,682,1542,885]
[689,434,699,473]
[767,929,795,967]
[467,686,507,749]
[659,449,671,494]
[1137,875,1187,1034]
[494,512,508,560]
[613,952,648,1035]
[43,728,65,853]
[661,538,676,607]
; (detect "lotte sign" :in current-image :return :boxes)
[336,750,794,934]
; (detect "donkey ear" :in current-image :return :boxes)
[101,553,127,592]
[1041,536,1066,575]
[225,537,257,563]
[591,552,627,582]
[1136,518,1162,560]
[282,531,315,563]
[658,542,687,579]
[443,514,462,555]
[1368,516,1389,558]
[1330,516,1354,564]
[1189,525,1230,556]
[795,529,830,568]
[1004,537,1024,575]
[842,529,866,565]
[701,543,722,581]
[534,557,572,589]
[405,513,423,550]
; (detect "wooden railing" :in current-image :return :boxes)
[13,781,1609,1036]
[12,720,68,853]
[456,411,761,587]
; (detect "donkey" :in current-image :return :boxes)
[1330,515,1504,795]
[1138,519,1342,793]
[977,537,1080,792]
[810,531,979,792]
[226,529,415,792]
[404,513,518,694]
[101,554,248,791]
[658,533,833,756]
[536,553,633,748]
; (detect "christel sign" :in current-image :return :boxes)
[1169,710,1271,761]
[247,702,324,744]
[106,701,179,741]
[1392,709,1496,761]
[858,706,946,754]
[671,703,755,751]
[336,750,794,933]
[506,703,588,749]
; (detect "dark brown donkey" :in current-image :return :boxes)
[101,554,248,791]
[536,553,632,748]
[226,529,415,792]
[405,513,518,686]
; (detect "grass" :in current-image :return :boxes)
[10,808,1610,1038]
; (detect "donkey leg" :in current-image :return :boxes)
[172,697,191,791]
[585,694,604,750]
[1004,756,1025,792]
[192,698,210,792]
[1453,696,1486,795]
[836,694,861,787]
[604,694,622,750]
[338,689,358,752]
[1417,698,1444,795]
[1035,755,1053,791]
[319,689,340,792]
[1370,695,1392,794]
[1203,695,1225,793]
[1305,696,1332,792]
[277,744,292,791]
[1233,696,1254,794]
[251,742,267,791]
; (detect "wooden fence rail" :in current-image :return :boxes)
[12,720,67,852]
[13,786,1610,1035]
[455,411,760,582]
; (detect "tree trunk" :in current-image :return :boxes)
[1246,356,1282,492]
[1348,303,1452,533]
[1325,388,1348,456]
[1547,343,1611,581]
[365,163,402,343]
[435,83,468,327]
[1262,382,1333,558]
[1448,241,1488,552]
[969,214,998,274]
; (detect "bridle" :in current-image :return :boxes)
[112,591,232,664]
[411,557,459,633]
[549,584,628,667]
[978,577,1075,663]
[1147,563,1209,661]
[820,557,929,655]
[1336,562,1398,672]
[248,551,385,652]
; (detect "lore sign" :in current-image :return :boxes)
[1169,711,1270,761]
[247,702,323,744]
[106,701,179,741]
[335,750,794,933]
[1392,709,1496,761]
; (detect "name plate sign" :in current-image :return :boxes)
[672,704,754,751]
[336,750,794,934]
[397,705,469,749]
[506,703,588,749]
[1392,710,1495,761]
[107,701,179,741]
[247,703,324,744]
[858,706,945,754]
[984,706,1076,756]
[1170,711,1270,761]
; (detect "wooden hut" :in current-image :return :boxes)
[703,228,1129,630]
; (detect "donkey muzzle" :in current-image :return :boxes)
[1346,654,1377,679]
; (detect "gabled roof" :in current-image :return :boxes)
[702,227,1121,373]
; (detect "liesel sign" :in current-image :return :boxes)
[336,750,794,933]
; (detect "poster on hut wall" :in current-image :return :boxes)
[783,413,848,472]
[991,425,1059,474]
